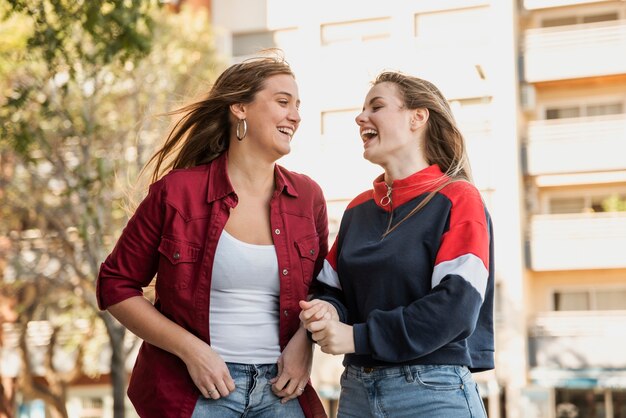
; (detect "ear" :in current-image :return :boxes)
[229,103,246,120]
[410,108,429,131]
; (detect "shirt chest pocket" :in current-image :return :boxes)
[295,234,319,285]
[157,237,201,289]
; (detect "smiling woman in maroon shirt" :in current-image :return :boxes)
[96,56,328,418]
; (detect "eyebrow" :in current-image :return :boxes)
[274,91,301,106]
[362,96,384,111]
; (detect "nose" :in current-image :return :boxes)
[288,107,301,125]
[355,110,367,125]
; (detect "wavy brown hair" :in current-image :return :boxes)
[374,72,475,237]
[146,55,295,183]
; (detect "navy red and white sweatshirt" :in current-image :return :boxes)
[314,164,494,372]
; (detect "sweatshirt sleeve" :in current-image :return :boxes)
[96,179,166,310]
[311,237,349,323]
[353,185,491,362]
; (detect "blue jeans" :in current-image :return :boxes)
[191,363,304,418]
[337,364,487,418]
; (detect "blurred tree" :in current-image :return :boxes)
[0,1,219,416]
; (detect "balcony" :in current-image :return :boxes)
[528,212,626,270]
[524,0,609,10]
[529,311,626,370]
[525,114,626,176]
[523,20,626,82]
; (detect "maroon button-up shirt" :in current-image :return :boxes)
[97,152,329,418]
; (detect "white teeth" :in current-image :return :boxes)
[278,127,294,137]
[361,129,378,141]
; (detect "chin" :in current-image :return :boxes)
[276,144,291,157]
[363,149,379,165]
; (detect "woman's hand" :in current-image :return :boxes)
[270,326,312,403]
[107,297,236,399]
[299,299,339,329]
[308,319,355,355]
[180,338,236,400]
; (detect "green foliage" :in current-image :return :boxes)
[4,0,156,72]
[601,194,626,212]
[1,4,219,245]
[1,0,160,159]
[1,2,219,415]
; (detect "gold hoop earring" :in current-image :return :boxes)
[236,118,247,141]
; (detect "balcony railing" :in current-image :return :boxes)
[525,114,626,175]
[529,212,626,270]
[524,0,609,10]
[529,311,626,369]
[524,20,626,82]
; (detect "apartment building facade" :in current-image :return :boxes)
[210,0,626,417]
[521,0,626,417]
[211,1,520,417]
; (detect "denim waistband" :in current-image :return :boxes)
[225,362,278,376]
[345,364,470,380]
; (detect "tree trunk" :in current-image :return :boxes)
[102,312,128,418]
[0,377,15,418]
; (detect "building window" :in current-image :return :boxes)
[582,13,619,24]
[541,16,577,28]
[547,193,626,214]
[587,103,623,117]
[545,102,623,120]
[553,288,626,311]
[414,7,490,44]
[80,397,104,418]
[232,31,276,57]
[553,290,590,311]
[595,289,626,310]
[320,18,391,46]
[541,12,618,28]
[545,106,579,120]
[548,197,586,214]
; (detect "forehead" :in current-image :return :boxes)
[365,82,403,103]
[260,73,299,97]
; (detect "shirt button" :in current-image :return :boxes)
[274,228,281,235]
[173,252,180,260]
[309,249,315,255]
[283,310,289,317]
[282,269,288,276]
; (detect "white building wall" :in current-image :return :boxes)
[211,2,525,416]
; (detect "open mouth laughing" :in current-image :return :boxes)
[361,128,378,144]
[278,126,294,139]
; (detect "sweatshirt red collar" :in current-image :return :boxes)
[372,164,448,211]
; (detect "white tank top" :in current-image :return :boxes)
[209,229,281,364]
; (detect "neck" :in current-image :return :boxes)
[382,155,429,185]
[227,149,275,195]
